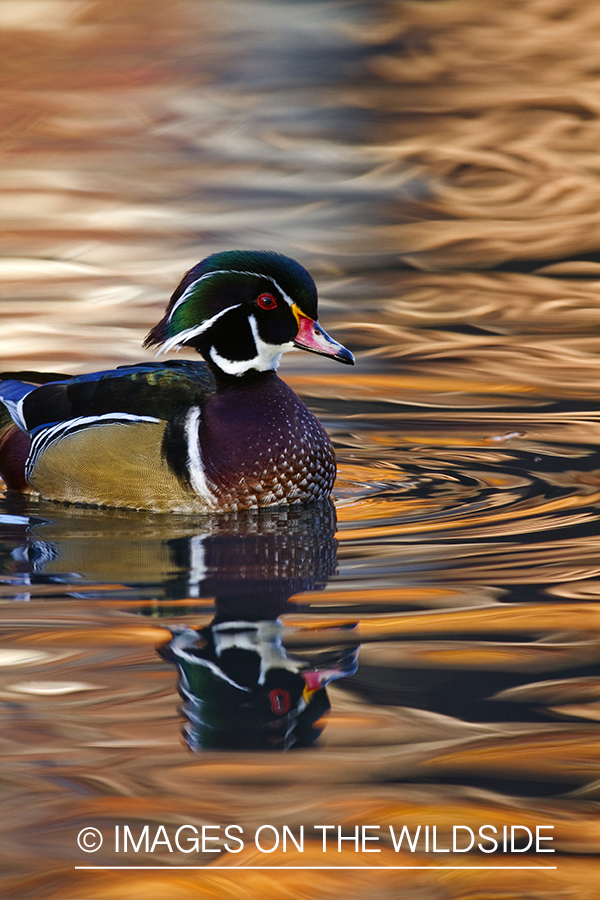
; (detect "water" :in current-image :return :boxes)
[1,0,599,897]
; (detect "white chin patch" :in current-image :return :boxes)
[209,316,292,376]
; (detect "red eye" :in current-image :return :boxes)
[269,689,291,714]
[257,293,278,310]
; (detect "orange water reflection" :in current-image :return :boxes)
[1,0,600,898]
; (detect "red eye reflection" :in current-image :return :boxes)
[257,293,278,310]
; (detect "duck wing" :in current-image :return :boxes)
[0,361,216,509]
[0,360,214,433]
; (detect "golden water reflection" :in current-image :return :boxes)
[1,0,600,897]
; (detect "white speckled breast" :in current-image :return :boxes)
[196,374,336,511]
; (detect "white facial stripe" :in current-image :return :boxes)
[166,267,294,325]
[248,272,294,307]
[157,304,242,355]
[249,314,294,365]
[209,314,291,376]
[209,346,265,376]
[167,271,236,323]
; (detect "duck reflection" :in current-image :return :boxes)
[166,497,338,606]
[160,499,358,751]
[0,494,358,749]
[160,619,357,751]
[0,494,339,602]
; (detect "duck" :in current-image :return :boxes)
[0,250,354,513]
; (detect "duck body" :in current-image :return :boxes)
[190,370,336,511]
[0,251,352,512]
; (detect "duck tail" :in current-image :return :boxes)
[0,417,31,491]
[0,374,44,492]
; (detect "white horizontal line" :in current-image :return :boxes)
[75,866,558,871]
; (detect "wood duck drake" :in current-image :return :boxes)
[0,251,353,512]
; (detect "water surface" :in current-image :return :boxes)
[1,1,599,898]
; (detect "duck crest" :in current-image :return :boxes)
[144,250,318,357]
[0,251,353,512]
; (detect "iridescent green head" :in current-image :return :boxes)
[144,250,353,376]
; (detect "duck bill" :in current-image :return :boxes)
[292,310,354,365]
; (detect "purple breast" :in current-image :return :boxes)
[199,376,336,510]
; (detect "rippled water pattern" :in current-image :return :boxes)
[1,1,599,898]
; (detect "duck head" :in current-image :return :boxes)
[144,250,354,376]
